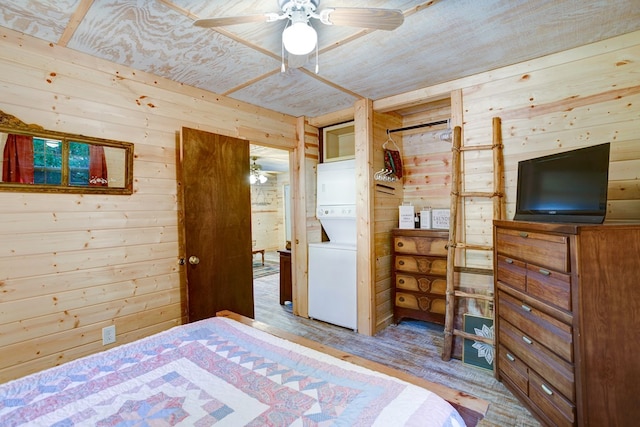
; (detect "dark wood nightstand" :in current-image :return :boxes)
[278,249,292,305]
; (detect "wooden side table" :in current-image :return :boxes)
[252,249,264,265]
[278,249,292,305]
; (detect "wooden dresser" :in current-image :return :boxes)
[278,249,292,305]
[391,229,448,325]
[494,220,640,427]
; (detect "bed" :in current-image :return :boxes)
[0,311,488,426]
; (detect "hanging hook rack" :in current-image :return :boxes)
[376,119,453,183]
[374,168,397,182]
[375,130,402,182]
[383,129,401,151]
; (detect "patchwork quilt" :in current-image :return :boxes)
[0,317,466,426]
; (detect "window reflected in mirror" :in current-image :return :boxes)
[33,137,62,185]
[0,118,133,195]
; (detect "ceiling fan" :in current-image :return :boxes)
[194,1,404,70]
[250,157,270,185]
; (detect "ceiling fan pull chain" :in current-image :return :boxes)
[315,42,319,74]
[281,41,286,73]
[281,22,289,73]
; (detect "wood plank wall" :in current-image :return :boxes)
[401,107,453,211]
[370,30,640,335]
[373,31,640,273]
[0,28,298,382]
[459,30,640,271]
[251,174,289,253]
[372,112,403,332]
[290,121,321,319]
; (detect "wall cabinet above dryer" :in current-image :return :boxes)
[321,121,355,163]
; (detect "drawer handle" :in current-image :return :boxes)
[519,232,529,238]
[505,258,514,264]
[399,260,405,266]
[398,242,404,247]
[506,353,516,362]
[541,384,554,396]
[538,269,551,276]
[399,296,405,302]
[521,304,532,312]
[399,279,405,284]
[522,336,533,345]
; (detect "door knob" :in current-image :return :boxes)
[188,256,200,265]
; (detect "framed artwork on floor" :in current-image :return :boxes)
[462,314,494,371]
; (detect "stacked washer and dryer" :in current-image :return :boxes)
[308,159,357,331]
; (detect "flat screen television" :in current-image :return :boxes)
[514,142,610,224]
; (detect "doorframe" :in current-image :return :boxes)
[176,120,313,321]
[290,118,307,318]
[176,128,255,321]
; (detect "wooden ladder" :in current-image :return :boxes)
[442,117,505,361]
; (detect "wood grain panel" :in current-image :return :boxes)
[180,128,253,322]
[0,289,181,367]
[251,177,287,252]
[372,110,403,332]
[0,273,180,328]
[0,317,182,383]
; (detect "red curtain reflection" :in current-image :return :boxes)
[89,144,108,186]
[2,134,34,183]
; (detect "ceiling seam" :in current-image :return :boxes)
[58,0,94,47]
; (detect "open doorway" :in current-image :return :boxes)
[249,145,292,320]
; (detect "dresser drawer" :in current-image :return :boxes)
[430,298,446,315]
[498,345,528,393]
[394,236,448,256]
[499,291,573,362]
[526,264,572,311]
[496,255,526,292]
[529,370,576,427]
[395,292,446,315]
[496,228,570,273]
[395,256,446,275]
[499,319,575,401]
[396,274,446,295]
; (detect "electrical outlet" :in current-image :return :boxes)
[102,325,116,345]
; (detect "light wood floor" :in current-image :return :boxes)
[253,271,541,427]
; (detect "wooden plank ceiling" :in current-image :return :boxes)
[1,0,639,120]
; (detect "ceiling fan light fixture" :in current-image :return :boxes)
[282,21,317,55]
[250,173,268,185]
[250,157,268,185]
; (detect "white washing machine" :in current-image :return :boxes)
[308,160,357,330]
[308,240,357,330]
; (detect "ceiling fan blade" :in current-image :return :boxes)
[194,14,270,28]
[322,8,404,31]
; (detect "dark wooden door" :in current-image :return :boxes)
[179,127,254,321]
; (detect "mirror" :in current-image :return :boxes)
[0,110,133,194]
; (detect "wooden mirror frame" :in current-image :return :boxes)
[0,110,133,195]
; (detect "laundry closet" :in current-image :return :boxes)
[308,122,357,330]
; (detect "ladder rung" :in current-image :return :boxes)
[453,290,494,301]
[459,191,496,198]
[459,144,494,151]
[455,243,493,251]
[453,329,494,345]
[454,266,494,276]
